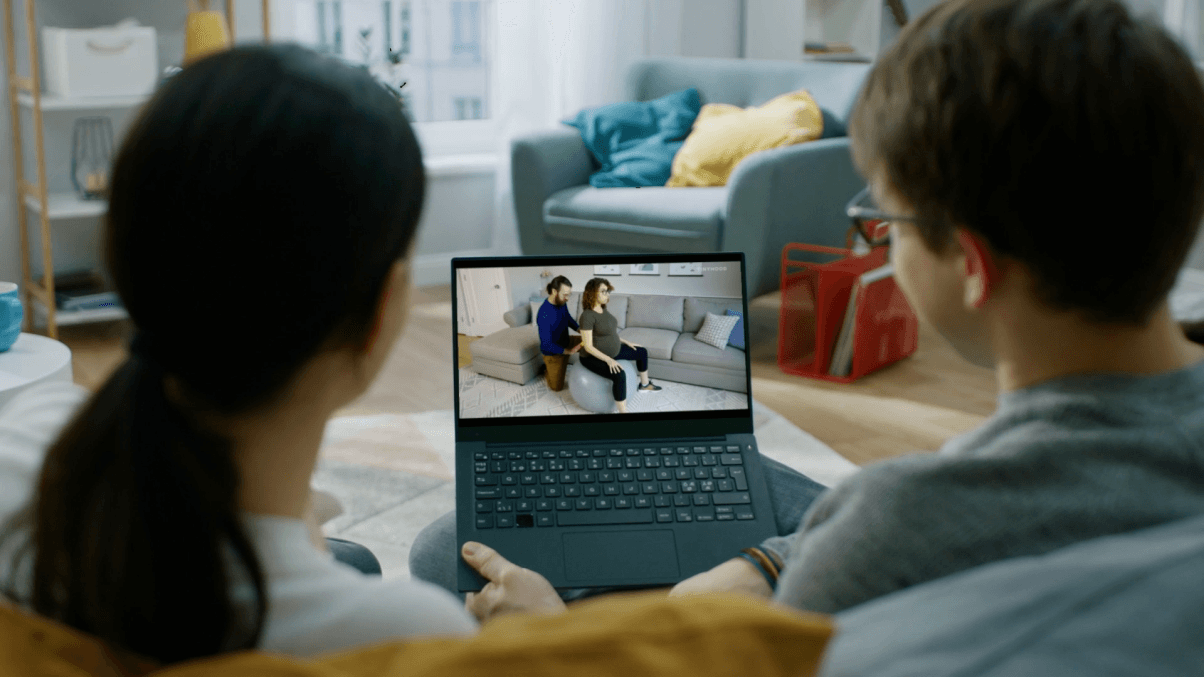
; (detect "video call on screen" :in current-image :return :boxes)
[456,260,750,419]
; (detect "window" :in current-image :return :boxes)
[451,1,482,63]
[290,0,492,125]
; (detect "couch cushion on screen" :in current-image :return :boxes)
[617,328,680,360]
[627,295,685,333]
[471,325,540,364]
[672,333,746,370]
[684,297,743,334]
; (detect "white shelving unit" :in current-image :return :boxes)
[2,0,268,338]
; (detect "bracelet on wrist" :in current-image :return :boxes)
[737,552,777,592]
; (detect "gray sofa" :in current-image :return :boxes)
[511,56,874,298]
[816,512,1204,675]
[466,292,747,393]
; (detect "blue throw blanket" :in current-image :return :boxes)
[562,88,701,188]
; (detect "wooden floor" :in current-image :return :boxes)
[55,285,998,467]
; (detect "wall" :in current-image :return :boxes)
[745,0,805,60]
[503,261,743,306]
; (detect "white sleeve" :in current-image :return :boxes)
[0,381,91,520]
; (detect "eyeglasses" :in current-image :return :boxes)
[845,185,920,247]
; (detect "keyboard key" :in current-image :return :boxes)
[476,515,493,528]
[593,449,607,457]
[545,487,562,497]
[663,457,680,468]
[560,472,577,484]
[694,508,715,522]
[475,488,501,499]
[496,501,514,513]
[644,448,657,456]
[556,499,573,510]
[583,486,600,497]
[549,460,566,471]
[501,474,518,485]
[683,457,699,467]
[711,467,728,479]
[710,446,724,453]
[716,513,735,521]
[735,507,755,520]
[537,499,553,511]
[542,450,556,458]
[476,501,493,513]
[516,500,533,512]
[676,509,693,522]
[693,494,711,506]
[541,473,557,485]
[644,457,661,468]
[569,460,585,470]
[610,449,624,457]
[603,484,621,496]
[525,487,541,498]
[599,471,615,483]
[618,470,635,482]
[675,468,692,480]
[537,514,554,527]
[607,458,624,469]
[510,462,527,472]
[588,458,604,470]
[505,488,522,498]
[656,469,673,481]
[474,462,488,473]
[660,481,677,493]
[635,497,652,508]
[526,451,540,459]
[626,448,640,456]
[656,509,674,523]
[559,450,572,458]
[559,509,654,527]
[726,445,740,453]
[660,447,674,455]
[680,481,698,493]
[676,447,690,454]
[654,496,672,508]
[491,452,505,460]
[674,495,692,507]
[576,498,593,510]
[694,468,710,480]
[715,506,734,515]
[516,514,534,528]
[508,451,521,460]
[624,483,641,495]
[701,455,718,466]
[576,450,590,458]
[720,454,743,466]
[565,486,581,497]
[728,468,749,491]
[579,472,597,483]
[717,479,734,492]
[637,470,653,481]
[694,447,706,454]
[712,492,752,505]
[615,497,632,509]
[700,480,716,493]
[595,498,612,510]
[475,475,498,486]
[625,458,642,469]
[496,515,515,528]
[474,452,488,461]
[491,462,505,473]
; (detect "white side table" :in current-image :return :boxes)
[0,333,73,414]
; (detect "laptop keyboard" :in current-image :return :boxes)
[472,445,755,529]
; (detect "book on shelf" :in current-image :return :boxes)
[828,262,896,377]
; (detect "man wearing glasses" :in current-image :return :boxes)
[411,0,1204,629]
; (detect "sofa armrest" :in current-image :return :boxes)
[724,138,867,297]
[511,127,596,254]
[503,303,532,328]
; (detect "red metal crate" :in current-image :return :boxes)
[778,243,918,383]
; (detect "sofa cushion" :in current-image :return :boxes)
[684,297,743,334]
[672,333,746,370]
[818,513,1204,677]
[544,186,726,252]
[562,87,701,188]
[469,325,540,364]
[627,295,685,332]
[617,327,679,360]
[667,89,824,188]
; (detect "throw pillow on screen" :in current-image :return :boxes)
[696,312,740,350]
[726,309,746,350]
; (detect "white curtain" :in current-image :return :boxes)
[490,0,684,254]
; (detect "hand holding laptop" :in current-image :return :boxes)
[462,541,567,622]
[668,556,773,599]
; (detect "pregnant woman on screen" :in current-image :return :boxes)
[578,278,662,413]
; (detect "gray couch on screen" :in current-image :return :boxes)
[466,291,747,393]
[511,56,874,298]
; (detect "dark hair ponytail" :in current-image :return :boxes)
[0,43,425,666]
[546,275,572,295]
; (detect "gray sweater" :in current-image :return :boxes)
[765,359,1204,614]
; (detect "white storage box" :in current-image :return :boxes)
[42,26,158,99]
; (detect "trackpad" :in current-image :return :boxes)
[562,530,679,583]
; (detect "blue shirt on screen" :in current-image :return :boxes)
[537,300,579,355]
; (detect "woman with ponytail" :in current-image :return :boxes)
[0,44,478,666]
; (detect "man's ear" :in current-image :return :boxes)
[955,229,999,310]
[364,260,410,354]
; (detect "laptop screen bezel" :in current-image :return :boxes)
[451,252,755,443]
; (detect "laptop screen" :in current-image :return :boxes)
[453,254,753,429]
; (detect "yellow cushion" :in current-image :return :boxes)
[666,89,824,187]
[184,10,231,66]
[2,592,834,677]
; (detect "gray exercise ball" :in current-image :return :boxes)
[567,359,638,413]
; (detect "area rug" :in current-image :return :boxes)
[311,400,860,581]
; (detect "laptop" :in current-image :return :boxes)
[452,252,778,591]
